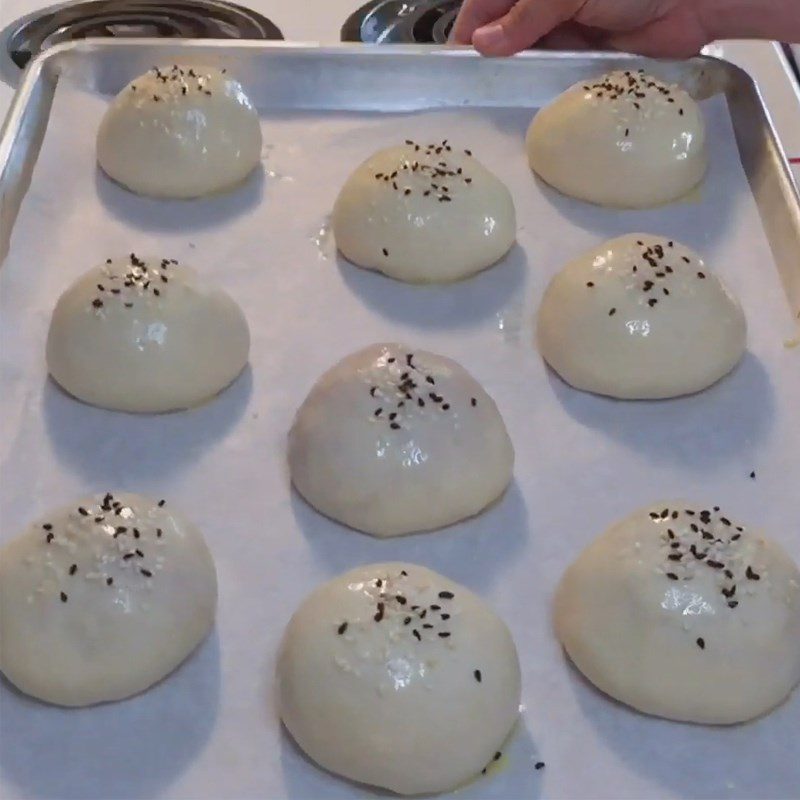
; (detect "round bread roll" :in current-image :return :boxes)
[555,502,800,724]
[46,253,250,412]
[527,70,707,207]
[332,140,516,283]
[536,234,746,399]
[97,65,262,198]
[277,562,521,794]
[288,343,514,537]
[0,492,217,706]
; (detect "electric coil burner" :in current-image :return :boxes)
[4,0,283,71]
[342,0,461,44]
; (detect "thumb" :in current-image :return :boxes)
[472,0,583,56]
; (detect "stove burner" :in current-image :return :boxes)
[5,0,283,70]
[342,0,462,44]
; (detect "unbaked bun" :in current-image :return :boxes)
[0,492,217,706]
[277,562,521,794]
[97,65,262,198]
[288,343,514,536]
[46,253,250,412]
[333,140,516,283]
[527,70,706,208]
[555,502,800,724]
[536,234,746,399]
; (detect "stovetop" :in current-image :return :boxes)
[342,0,460,44]
[6,0,283,70]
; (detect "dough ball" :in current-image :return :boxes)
[0,492,217,706]
[46,253,250,412]
[555,502,800,724]
[332,140,516,283]
[288,343,514,536]
[536,234,746,399]
[527,70,707,208]
[277,562,521,794]
[97,65,262,198]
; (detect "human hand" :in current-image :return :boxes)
[451,0,752,57]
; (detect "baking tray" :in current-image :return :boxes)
[1,42,799,800]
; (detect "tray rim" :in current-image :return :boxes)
[1,40,799,318]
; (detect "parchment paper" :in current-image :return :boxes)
[1,81,798,800]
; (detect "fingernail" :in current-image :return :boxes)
[472,23,505,50]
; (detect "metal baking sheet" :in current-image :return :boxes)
[1,42,799,800]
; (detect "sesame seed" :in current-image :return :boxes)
[474,669,482,682]
[337,622,348,635]
[60,592,68,603]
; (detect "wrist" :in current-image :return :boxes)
[699,0,800,43]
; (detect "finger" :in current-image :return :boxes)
[472,0,582,57]
[450,0,515,44]
[536,21,605,50]
[605,18,709,58]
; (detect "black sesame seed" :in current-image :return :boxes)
[69,564,77,575]
[474,669,482,682]
[696,637,705,649]
[413,629,421,641]
[106,577,114,586]
[608,308,617,316]
[494,752,501,761]
[438,631,451,638]
[140,569,152,578]
[60,592,68,603]
[337,622,348,635]
[438,591,454,599]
